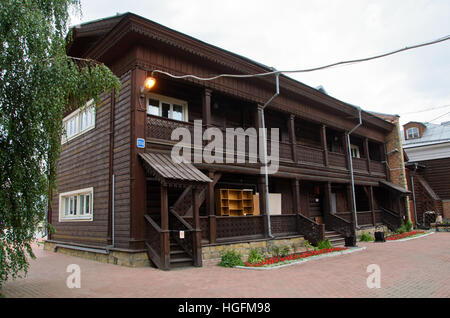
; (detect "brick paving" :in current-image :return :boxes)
[1,232,449,298]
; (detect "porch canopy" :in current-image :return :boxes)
[139,152,212,187]
[379,180,411,197]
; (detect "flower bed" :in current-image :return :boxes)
[243,247,347,268]
[385,230,425,241]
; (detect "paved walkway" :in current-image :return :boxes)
[1,232,449,298]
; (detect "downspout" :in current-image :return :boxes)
[260,72,280,238]
[346,107,362,230]
[410,163,418,227]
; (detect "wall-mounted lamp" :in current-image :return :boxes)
[142,76,156,92]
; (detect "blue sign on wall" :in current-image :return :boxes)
[137,138,145,149]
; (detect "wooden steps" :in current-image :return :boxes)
[169,242,194,268]
[324,230,346,247]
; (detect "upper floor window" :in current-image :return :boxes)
[350,144,360,158]
[59,187,94,221]
[62,99,95,144]
[406,127,419,139]
[147,93,188,122]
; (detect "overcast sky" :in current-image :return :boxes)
[70,0,450,126]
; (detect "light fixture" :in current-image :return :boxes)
[143,76,156,90]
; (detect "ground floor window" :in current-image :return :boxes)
[59,187,94,221]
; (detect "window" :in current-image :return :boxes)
[406,127,419,139]
[350,144,360,158]
[59,187,93,221]
[146,93,188,122]
[62,99,96,143]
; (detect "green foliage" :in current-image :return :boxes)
[280,245,290,257]
[0,0,120,288]
[219,250,244,268]
[359,233,374,242]
[317,239,333,250]
[247,248,265,264]
[304,240,314,251]
[270,245,281,257]
[396,221,410,234]
[405,220,413,232]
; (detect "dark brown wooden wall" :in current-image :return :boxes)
[112,71,132,248]
[421,158,450,200]
[51,71,132,248]
[52,94,112,245]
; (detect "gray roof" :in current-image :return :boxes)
[402,122,450,148]
[139,152,212,186]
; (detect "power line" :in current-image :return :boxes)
[428,111,450,123]
[151,34,450,80]
[399,104,450,115]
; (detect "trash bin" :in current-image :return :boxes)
[374,225,385,242]
[345,236,356,247]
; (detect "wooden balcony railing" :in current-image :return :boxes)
[328,152,346,168]
[296,144,324,165]
[352,157,368,172]
[146,115,385,174]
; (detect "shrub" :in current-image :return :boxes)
[271,245,281,257]
[405,220,413,232]
[359,232,374,242]
[317,239,333,250]
[247,248,265,264]
[304,240,314,251]
[396,221,409,234]
[219,250,244,268]
[280,245,291,257]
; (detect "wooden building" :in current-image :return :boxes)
[47,13,410,269]
[403,121,450,225]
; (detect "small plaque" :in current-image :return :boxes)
[179,231,185,239]
[137,138,145,149]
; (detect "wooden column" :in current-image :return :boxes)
[206,171,216,244]
[321,125,329,167]
[346,184,355,224]
[369,186,376,225]
[292,178,301,214]
[192,187,202,267]
[288,114,297,163]
[324,182,332,224]
[343,133,350,170]
[257,175,269,237]
[364,137,371,174]
[129,68,148,249]
[160,184,170,270]
[202,88,212,127]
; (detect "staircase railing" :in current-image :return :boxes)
[172,185,207,216]
[169,208,195,257]
[324,213,354,237]
[144,214,168,270]
[296,213,325,245]
[380,207,402,231]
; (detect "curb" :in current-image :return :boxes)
[385,231,434,243]
[235,246,367,271]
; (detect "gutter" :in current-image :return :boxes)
[346,107,362,230]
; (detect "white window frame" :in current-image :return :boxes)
[350,144,361,158]
[62,99,96,144]
[146,93,189,122]
[406,127,419,139]
[59,187,94,222]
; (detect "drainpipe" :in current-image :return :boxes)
[260,72,280,238]
[410,163,419,227]
[346,107,362,230]
[106,174,115,252]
